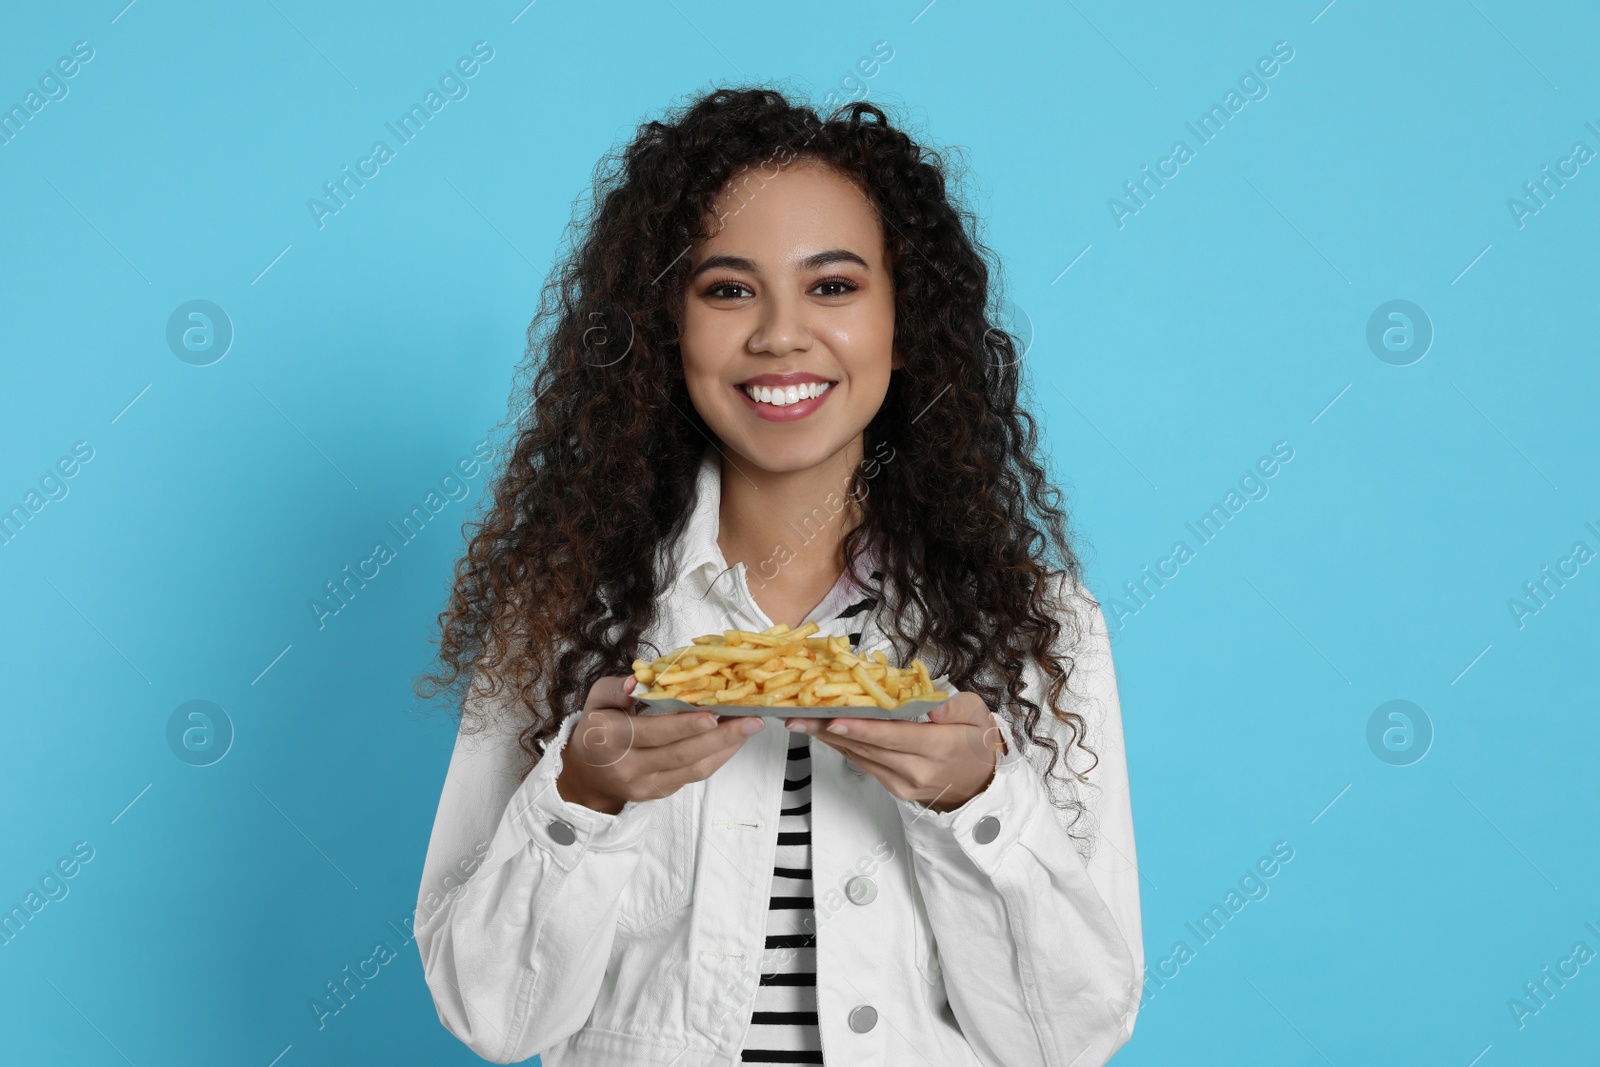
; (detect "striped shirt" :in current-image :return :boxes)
[740,570,880,1064]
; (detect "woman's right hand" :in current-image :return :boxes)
[555,675,766,815]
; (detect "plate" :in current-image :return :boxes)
[632,675,956,720]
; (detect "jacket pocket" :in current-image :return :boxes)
[616,790,695,934]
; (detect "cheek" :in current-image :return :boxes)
[677,324,727,392]
[832,317,895,389]
[864,301,897,374]
[679,368,729,426]
[844,343,895,403]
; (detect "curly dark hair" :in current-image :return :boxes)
[416,84,1103,837]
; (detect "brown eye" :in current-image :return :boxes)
[704,279,752,300]
[812,277,859,297]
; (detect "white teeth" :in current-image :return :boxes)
[743,381,831,406]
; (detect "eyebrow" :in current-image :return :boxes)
[687,248,869,281]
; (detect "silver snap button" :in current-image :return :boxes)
[848,1004,878,1033]
[844,875,877,905]
[547,819,577,845]
[973,815,1000,844]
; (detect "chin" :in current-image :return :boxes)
[731,433,845,475]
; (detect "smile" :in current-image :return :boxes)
[740,381,832,406]
[732,380,836,422]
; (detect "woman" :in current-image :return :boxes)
[414,85,1142,1066]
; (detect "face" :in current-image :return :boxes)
[678,159,899,475]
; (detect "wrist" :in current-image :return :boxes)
[927,762,997,813]
[556,760,626,816]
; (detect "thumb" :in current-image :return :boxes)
[930,692,1007,760]
[587,675,638,714]
[928,691,990,728]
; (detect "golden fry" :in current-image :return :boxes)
[850,662,898,710]
[759,669,801,691]
[687,645,790,663]
[657,660,725,685]
[707,681,757,703]
[636,630,939,709]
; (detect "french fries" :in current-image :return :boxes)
[632,621,948,711]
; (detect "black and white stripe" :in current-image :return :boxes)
[741,732,823,1063]
[836,568,881,648]
[740,573,881,1064]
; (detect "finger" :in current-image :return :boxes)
[629,707,724,747]
[927,694,1008,760]
[808,729,924,784]
[569,708,638,769]
[634,715,760,776]
[817,714,974,763]
[926,692,990,728]
[575,709,753,785]
[823,743,918,800]
[644,720,764,793]
[815,732,983,811]
[810,719,1003,779]
[577,707,726,774]
[587,675,637,714]
[814,717,940,756]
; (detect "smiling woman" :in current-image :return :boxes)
[414,85,1142,1067]
[676,156,903,625]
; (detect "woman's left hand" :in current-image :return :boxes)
[786,693,1007,813]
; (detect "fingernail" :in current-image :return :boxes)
[696,714,716,730]
[740,717,763,734]
[786,720,808,733]
[625,675,637,692]
[826,723,848,735]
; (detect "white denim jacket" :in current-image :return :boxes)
[415,448,1144,1065]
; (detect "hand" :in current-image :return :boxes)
[556,675,766,815]
[787,692,1006,813]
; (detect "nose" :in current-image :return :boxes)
[748,288,813,358]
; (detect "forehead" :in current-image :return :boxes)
[701,159,884,261]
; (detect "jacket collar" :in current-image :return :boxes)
[666,445,885,610]
[670,446,734,601]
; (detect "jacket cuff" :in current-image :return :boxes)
[500,710,658,873]
[895,712,1041,877]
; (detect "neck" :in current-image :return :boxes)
[716,438,866,593]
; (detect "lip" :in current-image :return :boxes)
[738,371,837,387]
[732,380,837,423]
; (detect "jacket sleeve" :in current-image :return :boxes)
[414,675,659,1064]
[895,579,1144,1067]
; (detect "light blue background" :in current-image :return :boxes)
[2,1,1596,1064]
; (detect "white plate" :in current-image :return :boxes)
[632,675,955,720]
